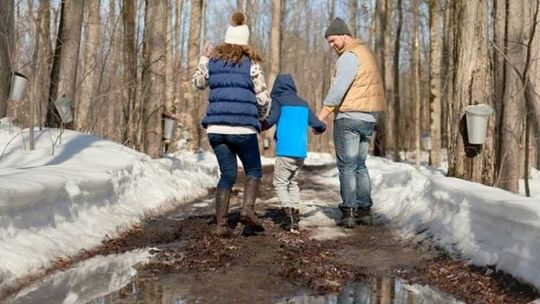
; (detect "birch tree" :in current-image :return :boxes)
[429,0,443,166]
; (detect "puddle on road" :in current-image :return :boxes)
[7,255,463,304]
[82,275,463,304]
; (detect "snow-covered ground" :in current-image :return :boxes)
[1,118,540,297]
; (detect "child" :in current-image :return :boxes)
[262,74,326,231]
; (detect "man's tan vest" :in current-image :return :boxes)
[335,40,385,113]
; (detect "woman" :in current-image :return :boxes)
[192,11,271,236]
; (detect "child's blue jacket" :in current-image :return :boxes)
[266,74,326,158]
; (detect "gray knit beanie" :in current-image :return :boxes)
[324,17,351,37]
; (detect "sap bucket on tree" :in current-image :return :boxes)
[9,72,28,102]
[464,104,494,145]
[163,117,177,141]
[54,97,74,123]
[421,133,432,151]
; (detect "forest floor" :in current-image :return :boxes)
[8,165,539,303]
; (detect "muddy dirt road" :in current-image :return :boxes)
[6,165,538,303]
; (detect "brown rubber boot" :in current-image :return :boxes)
[240,177,265,232]
[215,188,232,237]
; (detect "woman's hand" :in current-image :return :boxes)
[204,42,212,57]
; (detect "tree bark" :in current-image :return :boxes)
[392,0,403,161]
[414,0,421,168]
[142,0,167,157]
[185,0,202,150]
[46,0,84,128]
[447,0,495,185]
[36,0,53,127]
[429,0,443,167]
[0,0,14,118]
[76,0,100,132]
[122,0,137,145]
[165,0,174,113]
[373,0,387,157]
[349,0,358,37]
[497,0,526,192]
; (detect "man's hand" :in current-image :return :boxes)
[317,108,331,123]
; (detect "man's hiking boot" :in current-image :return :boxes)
[354,208,373,225]
[281,207,300,231]
[339,207,356,229]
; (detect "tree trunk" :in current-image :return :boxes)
[142,0,167,157]
[497,0,526,192]
[185,0,202,150]
[373,0,387,157]
[122,0,137,146]
[46,0,84,128]
[36,0,53,127]
[429,0,443,167]
[76,0,100,132]
[349,0,358,37]
[447,0,495,185]
[414,0,421,168]
[165,0,174,113]
[0,0,14,118]
[392,0,403,161]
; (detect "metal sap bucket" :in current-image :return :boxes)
[464,104,494,144]
[163,117,177,140]
[9,72,28,102]
[54,97,73,123]
[420,133,433,151]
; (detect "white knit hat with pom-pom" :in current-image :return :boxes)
[224,11,250,45]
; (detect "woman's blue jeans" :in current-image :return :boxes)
[208,133,262,189]
[333,118,375,211]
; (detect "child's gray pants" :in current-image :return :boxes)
[273,156,305,208]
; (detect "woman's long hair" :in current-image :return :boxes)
[210,43,263,65]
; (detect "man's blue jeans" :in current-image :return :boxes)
[333,118,375,211]
[208,133,262,189]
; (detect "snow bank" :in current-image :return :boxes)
[367,158,540,291]
[0,122,217,292]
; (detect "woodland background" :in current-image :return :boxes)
[0,0,539,195]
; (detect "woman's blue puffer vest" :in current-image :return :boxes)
[202,57,260,131]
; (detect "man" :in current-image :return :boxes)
[317,18,385,228]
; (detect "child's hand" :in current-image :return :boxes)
[260,120,270,131]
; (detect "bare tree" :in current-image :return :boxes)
[76,0,101,132]
[373,0,388,156]
[165,0,174,113]
[185,0,202,150]
[121,0,137,145]
[349,0,358,37]
[46,0,84,128]
[142,0,167,157]
[0,0,14,118]
[35,0,53,127]
[497,0,526,192]
[392,0,403,161]
[447,0,495,184]
[429,0,443,166]
[413,0,422,168]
